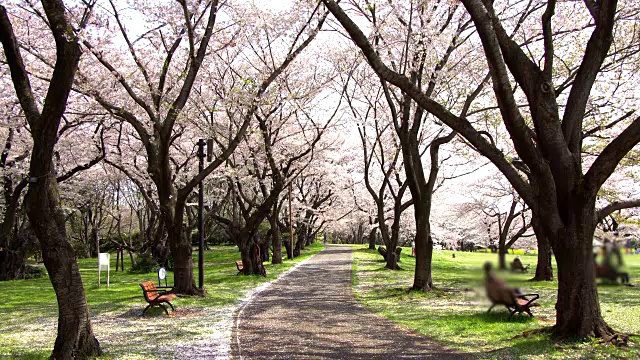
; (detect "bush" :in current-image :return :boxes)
[24,264,45,279]
[128,252,157,274]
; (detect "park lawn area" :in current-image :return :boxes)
[0,242,324,359]
[351,245,640,359]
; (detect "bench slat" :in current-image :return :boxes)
[140,280,176,315]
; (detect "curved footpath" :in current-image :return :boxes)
[233,245,473,359]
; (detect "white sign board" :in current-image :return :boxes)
[98,253,110,287]
[158,267,167,286]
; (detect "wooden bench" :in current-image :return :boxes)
[484,262,539,318]
[139,281,177,315]
[596,262,629,284]
[236,260,244,273]
[487,291,540,318]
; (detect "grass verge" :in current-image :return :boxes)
[0,242,324,359]
[351,245,640,359]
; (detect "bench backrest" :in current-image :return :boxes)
[485,275,517,306]
[140,281,159,301]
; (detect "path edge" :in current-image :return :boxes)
[230,246,328,359]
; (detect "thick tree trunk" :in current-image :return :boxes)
[549,206,615,339]
[305,229,315,247]
[240,235,266,276]
[283,236,293,260]
[26,171,101,359]
[2,2,102,356]
[167,210,201,295]
[554,237,613,338]
[385,242,400,270]
[170,239,199,294]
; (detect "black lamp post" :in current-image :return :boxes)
[196,138,213,290]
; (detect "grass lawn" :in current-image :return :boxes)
[350,245,640,359]
[0,242,324,359]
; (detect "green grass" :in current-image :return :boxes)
[351,245,640,359]
[0,242,324,358]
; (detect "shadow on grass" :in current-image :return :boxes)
[377,305,544,349]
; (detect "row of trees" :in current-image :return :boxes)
[0,0,346,357]
[321,0,640,340]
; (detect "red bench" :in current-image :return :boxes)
[139,281,177,315]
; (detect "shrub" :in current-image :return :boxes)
[128,252,157,274]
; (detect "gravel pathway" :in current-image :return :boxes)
[233,245,473,359]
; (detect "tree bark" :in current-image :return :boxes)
[269,206,283,264]
[498,235,507,270]
[0,175,28,280]
[551,214,613,338]
[368,228,377,250]
[525,190,617,338]
[239,232,266,276]
[412,207,434,290]
[532,216,553,281]
[165,198,201,295]
[385,244,401,270]
[26,171,102,358]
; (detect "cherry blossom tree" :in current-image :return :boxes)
[0,0,102,357]
[331,0,490,290]
[78,0,327,293]
[322,0,640,340]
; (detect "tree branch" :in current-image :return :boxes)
[597,199,640,222]
[584,116,640,192]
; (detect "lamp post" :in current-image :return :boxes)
[288,183,293,259]
[196,138,213,290]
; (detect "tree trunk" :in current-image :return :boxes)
[498,235,507,270]
[26,170,101,358]
[240,234,266,276]
[0,243,27,280]
[261,238,270,263]
[128,250,137,268]
[269,206,283,264]
[1,2,102,356]
[368,228,377,250]
[385,242,400,270]
[554,235,613,338]
[283,236,293,260]
[532,216,553,281]
[548,205,615,339]
[91,227,99,258]
[295,224,305,256]
[0,181,27,280]
[270,226,282,264]
[167,210,201,295]
[412,210,433,291]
